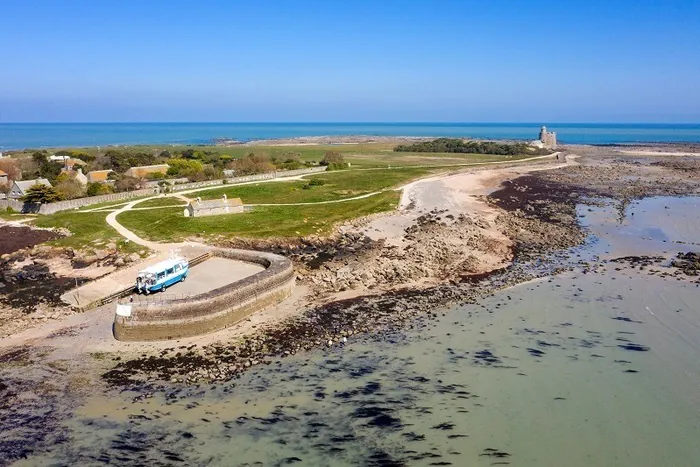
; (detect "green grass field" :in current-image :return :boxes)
[137,196,187,208]
[118,191,400,241]
[9,143,550,248]
[30,211,145,254]
[12,142,535,169]
[196,167,435,204]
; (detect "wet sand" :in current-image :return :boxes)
[7,196,699,467]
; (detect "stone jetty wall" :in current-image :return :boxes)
[113,248,295,341]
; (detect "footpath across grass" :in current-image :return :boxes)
[118,191,400,241]
[137,196,188,208]
[31,211,144,254]
[198,167,436,204]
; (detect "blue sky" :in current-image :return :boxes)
[1,0,699,122]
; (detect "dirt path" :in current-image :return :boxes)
[4,154,574,350]
[351,155,578,248]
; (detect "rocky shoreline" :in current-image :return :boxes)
[99,149,700,388]
[1,148,700,464]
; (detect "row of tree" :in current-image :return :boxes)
[4,146,350,203]
[394,138,550,155]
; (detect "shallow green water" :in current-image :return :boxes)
[15,197,700,466]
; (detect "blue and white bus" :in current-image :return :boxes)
[136,257,189,294]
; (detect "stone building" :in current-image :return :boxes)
[184,195,244,217]
[60,167,88,186]
[125,164,169,179]
[8,178,52,199]
[87,169,113,183]
[539,126,557,149]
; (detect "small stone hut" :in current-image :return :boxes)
[184,195,244,217]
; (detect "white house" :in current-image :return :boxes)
[8,178,52,199]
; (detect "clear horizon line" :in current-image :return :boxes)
[1,121,699,125]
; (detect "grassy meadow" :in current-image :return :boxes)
[118,191,400,241]
[8,141,550,246]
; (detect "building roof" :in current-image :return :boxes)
[128,164,169,170]
[13,178,52,192]
[87,169,113,182]
[189,197,243,210]
[0,170,7,176]
[138,257,188,275]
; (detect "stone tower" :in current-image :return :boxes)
[539,126,557,149]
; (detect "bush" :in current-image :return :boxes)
[327,162,349,171]
[394,138,549,155]
[86,182,113,197]
[21,184,62,203]
[320,151,345,166]
[229,153,275,175]
[307,178,326,186]
[167,158,203,177]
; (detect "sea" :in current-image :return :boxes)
[1,123,700,150]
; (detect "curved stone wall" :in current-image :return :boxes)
[113,248,295,341]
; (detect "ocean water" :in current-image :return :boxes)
[11,196,700,466]
[1,123,699,150]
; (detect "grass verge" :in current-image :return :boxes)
[118,191,400,241]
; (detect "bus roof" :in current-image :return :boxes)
[138,257,187,275]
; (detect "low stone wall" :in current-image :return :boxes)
[0,199,24,212]
[169,166,328,193]
[2,167,328,215]
[113,248,295,341]
[0,188,156,214]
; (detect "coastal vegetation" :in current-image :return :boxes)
[21,184,62,204]
[394,138,550,155]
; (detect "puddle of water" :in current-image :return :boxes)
[12,196,700,467]
[578,196,700,259]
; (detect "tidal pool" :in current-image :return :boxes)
[13,197,700,466]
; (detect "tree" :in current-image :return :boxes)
[145,171,165,180]
[31,151,62,182]
[166,158,203,178]
[55,178,85,200]
[0,158,21,183]
[321,151,345,165]
[22,184,62,204]
[86,182,113,196]
[203,165,223,180]
[114,175,141,192]
[229,153,275,175]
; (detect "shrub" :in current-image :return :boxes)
[320,151,345,166]
[86,182,113,197]
[21,184,62,203]
[327,162,349,171]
